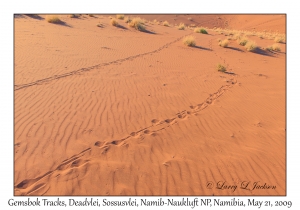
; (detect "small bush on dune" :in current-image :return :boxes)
[216,63,226,72]
[266,44,281,52]
[46,15,61,23]
[194,27,208,34]
[128,17,145,31]
[274,36,285,43]
[218,39,229,48]
[245,41,258,52]
[183,36,196,47]
[116,14,125,20]
[124,17,131,23]
[200,28,208,34]
[88,14,95,17]
[110,18,118,26]
[237,36,248,46]
[177,23,185,30]
[163,21,170,27]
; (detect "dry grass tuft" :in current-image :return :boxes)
[237,36,248,46]
[124,17,131,23]
[274,36,285,43]
[216,63,227,72]
[177,23,185,30]
[116,14,125,20]
[128,17,146,31]
[46,15,61,23]
[266,44,281,52]
[218,39,229,48]
[110,18,118,26]
[183,36,196,47]
[245,41,258,52]
[194,27,208,34]
[163,21,170,27]
[69,14,77,18]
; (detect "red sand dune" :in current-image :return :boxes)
[14,14,285,195]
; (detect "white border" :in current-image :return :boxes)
[2,0,299,209]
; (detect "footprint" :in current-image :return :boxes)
[165,119,174,123]
[151,132,157,137]
[111,140,123,145]
[130,132,137,137]
[94,141,104,147]
[71,159,87,168]
[151,119,159,124]
[144,130,150,134]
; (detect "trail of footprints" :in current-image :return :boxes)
[15,76,237,194]
[96,79,236,148]
[15,147,91,195]
[14,33,193,91]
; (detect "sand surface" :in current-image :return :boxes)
[14,14,286,195]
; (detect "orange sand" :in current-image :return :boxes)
[14,14,286,195]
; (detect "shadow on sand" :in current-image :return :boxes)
[141,29,156,34]
[251,48,274,57]
[194,46,211,51]
[49,20,72,28]
[116,25,128,30]
[226,46,244,52]
[25,14,44,20]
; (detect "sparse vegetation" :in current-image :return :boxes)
[46,15,61,23]
[266,44,281,52]
[163,21,170,27]
[124,17,131,23]
[216,63,227,72]
[237,36,248,46]
[218,39,229,48]
[69,14,77,18]
[183,36,196,47]
[177,23,185,30]
[128,17,146,31]
[245,41,258,52]
[116,14,125,20]
[110,18,118,26]
[88,14,95,17]
[194,27,208,34]
[274,36,285,43]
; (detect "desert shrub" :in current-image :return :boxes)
[116,14,125,20]
[124,17,131,23]
[218,39,229,48]
[88,14,95,17]
[237,36,248,46]
[110,18,118,26]
[183,36,196,47]
[274,36,285,43]
[177,23,185,30]
[266,44,281,52]
[128,17,145,31]
[194,27,208,34]
[46,15,61,23]
[245,41,258,52]
[163,21,170,27]
[216,63,226,72]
